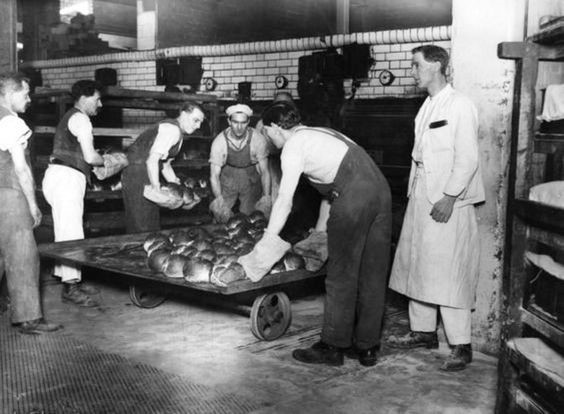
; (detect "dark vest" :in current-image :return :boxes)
[0,106,24,190]
[50,108,92,181]
[224,129,254,168]
[127,119,183,165]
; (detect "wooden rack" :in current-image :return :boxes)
[496,35,564,413]
[30,87,219,235]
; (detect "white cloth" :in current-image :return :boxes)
[409,299,472,345]
[526,251,564,281]
[226,103,253,117]
[0,114,31,151]
[42,165,86,282]
[92,152,129,180]
[390,168,480,308]
[529,181,564,209]
[408,84,485,206]
[537,84,564,122]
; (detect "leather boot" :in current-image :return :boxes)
[440,344,472,371]
[292,341,344,366]
[345,345,380,367]
[62,283,99,307]
[386,331,439,349]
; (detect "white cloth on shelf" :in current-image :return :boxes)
[526,251,564,281]
[529,181,564,209]
[537,84,564,122]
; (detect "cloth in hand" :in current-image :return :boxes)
[293,229,328,272]
[238,232,291,282]
[254,195,273,218]
[210,196,233,223]
[92,152,129,180]
[143,185,184,209]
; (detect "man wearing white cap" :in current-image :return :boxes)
[209,103,271,222]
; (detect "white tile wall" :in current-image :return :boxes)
[40,40,451,128]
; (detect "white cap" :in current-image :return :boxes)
[226,104,253,118]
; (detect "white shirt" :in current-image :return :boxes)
[0,112,31,152]
[67,111,93,145]
[149,123,183,160]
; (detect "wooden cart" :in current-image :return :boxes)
[38,228,325,341]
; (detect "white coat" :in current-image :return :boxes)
[389,85,485,309]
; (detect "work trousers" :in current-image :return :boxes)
[0,188,42,323]
[409,299,472,345]
[42,164,85,282]
[320,149,392,350]
[220,165,262,215]
[122,163,160,234]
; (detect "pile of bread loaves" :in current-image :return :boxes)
[143,211,306,287]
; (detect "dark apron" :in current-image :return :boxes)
[220,129,262,215]
[299,127,392,350]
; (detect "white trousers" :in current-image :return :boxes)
[42,165,85,283]
[409,299,471,345]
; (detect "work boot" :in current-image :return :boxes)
[440,344,472,371]
[344,345,380,367]
[386,331,439,349]
[62,282,99,307]
[292,341,344,366]
[17,318,63,335]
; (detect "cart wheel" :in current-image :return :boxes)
[129,285,167,308]
[250,292,292,341]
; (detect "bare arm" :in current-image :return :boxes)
[161,159,180,184]
[210,164,223,199]
[266,150,302,235]
[314,199,330,231]
[146,152,162,189]
[11,145,42,227]
[256,157,271,197]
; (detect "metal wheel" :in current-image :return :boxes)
[250,292,292,341]
[129,285,167,308]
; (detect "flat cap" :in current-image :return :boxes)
[226,103,253,118]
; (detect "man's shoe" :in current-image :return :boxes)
[62,283,99,307]
[77,282,99,295]
[292,341,344,366]
[344,345,379,366]
[17,318,63,335]
[386,331,439,349]
[440,344,472,371]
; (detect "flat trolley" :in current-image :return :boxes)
[38,227,325,341]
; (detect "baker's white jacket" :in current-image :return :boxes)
[408,84,485,206]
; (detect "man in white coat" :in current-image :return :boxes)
[387,45,485,371]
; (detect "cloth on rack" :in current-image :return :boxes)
[537,84,564,122]
[526,251,564,281]
[92,152,129,180]
[529,181,564,209]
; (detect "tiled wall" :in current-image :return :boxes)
[39,40,450,128]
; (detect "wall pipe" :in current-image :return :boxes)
[22,25,451,69]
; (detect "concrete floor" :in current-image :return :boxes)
[20,266,499,414]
